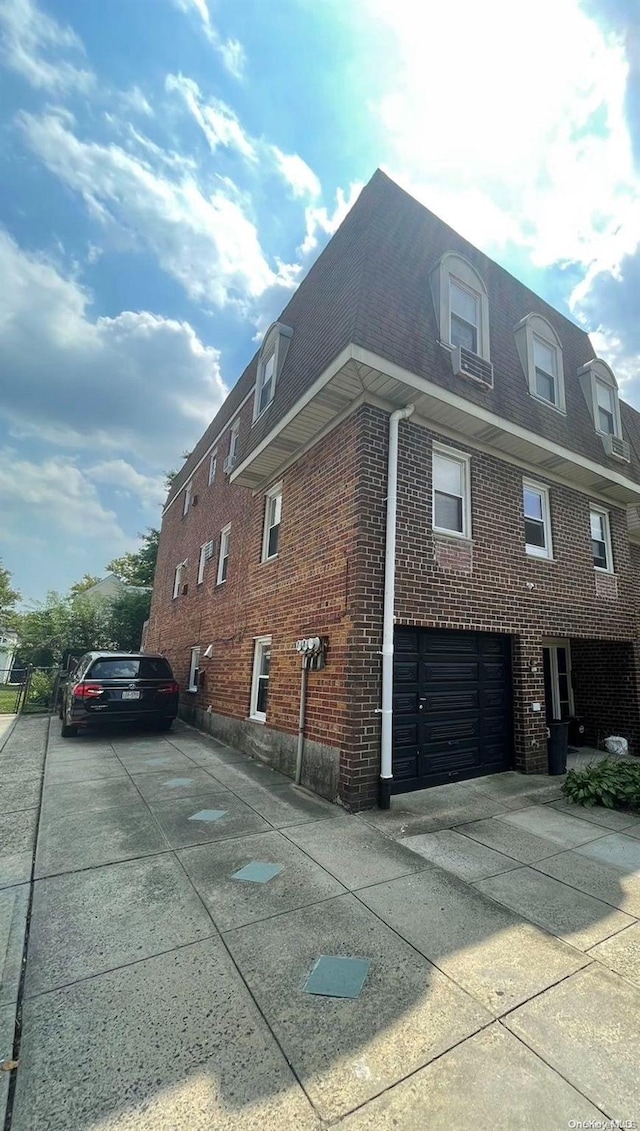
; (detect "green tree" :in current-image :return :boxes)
[106,588,151,652]
[107,528,159,587]
[68,574,102,598]
[14,590,111,668]
[0,560,21,630]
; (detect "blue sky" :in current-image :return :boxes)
[0,0,639,604]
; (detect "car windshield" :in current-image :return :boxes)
[88,658,173,680]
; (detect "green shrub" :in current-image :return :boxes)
[26,669,55,709]
[563,759,640,811]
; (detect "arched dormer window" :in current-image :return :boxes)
[430,253,491,362]
[578,358,621,438]
[514,313,565,414]
[253,321,293,422]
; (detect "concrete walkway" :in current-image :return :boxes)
[2,719,640,1129]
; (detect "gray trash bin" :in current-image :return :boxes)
[548,721,569,775]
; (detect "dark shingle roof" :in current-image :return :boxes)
[167,169,640,506]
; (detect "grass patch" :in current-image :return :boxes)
[0,686,19,714]
[563,758,640,812]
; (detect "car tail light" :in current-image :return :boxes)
[73,682,103,699]
[158,681,179,695]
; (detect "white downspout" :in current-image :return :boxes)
[379,404,414,808]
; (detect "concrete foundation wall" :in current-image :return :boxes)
[179,703,341,801]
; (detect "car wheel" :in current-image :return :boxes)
[61,720,78,738]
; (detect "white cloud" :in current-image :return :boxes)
[171,0,246,78]
[358,0,639,276]
[166,75,321,202]
[0,0,94,92]
[0,449,126,544]
[19,110,279,307]
[270,147,321,199]
[87,460,166,510]
[300,182,363,255]
[0,229,227,466]
[119,86,153,117]
[165,74,256,160]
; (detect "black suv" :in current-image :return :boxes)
[60,652,179,737]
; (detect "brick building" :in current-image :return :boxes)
[146,170,640,811]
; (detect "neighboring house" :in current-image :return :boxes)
[0,630,18,683]
[146,170,640,811]
[82,575,151,603]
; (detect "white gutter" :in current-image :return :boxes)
[379,404,414,808]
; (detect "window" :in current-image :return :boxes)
[578,359,622,440]
[89,657,173,680]
[596,382,616,436]
[208,451,217,485]
[172,560,187,599]
[182,481,193,517]
[523,481,552,558]
[197,539,215,584]
[217,525,230,584]
[450,279,479,353]
[533,336,558,406]
[229,423,239,462]
[262,485,282,561]
[514,314,566,414]
[430,253,490,360]
[253,322,293,422]
[188,646,200,693]
[590,507,612,572]
[250,636,271,722]
[257,353,275,416]
[432,447,471,538]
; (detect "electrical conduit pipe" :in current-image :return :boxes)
[379,404,414,808]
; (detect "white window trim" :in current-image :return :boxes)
[252,322,293,424]
[523,479,553,559]
[261,483,283,562]
[590,505,614,574]
[198,539,214,585]
[432,443,472,540]
[172,559,187,599]
[249,635,272,723]
[182,480,193,517]
[577,359,622,440]
[208,451,217,485]
[187,646,200,693]
[543,640,575,719]
[216,524,230,585]
[229,422,239,460]
[514,314,566,415]
[430,253,490,362]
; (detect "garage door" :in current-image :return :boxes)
[392,628,513,793]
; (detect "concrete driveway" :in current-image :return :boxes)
[2,718,640,1129]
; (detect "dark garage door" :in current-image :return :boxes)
[392,628,513,793]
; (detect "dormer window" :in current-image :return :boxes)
[450,279,479,353]
[533,336,558,406]
[514,314,565,414]
[430,254,490,362]
[596,381,616,435]
[253,321,293,423]
[578,359,625,454]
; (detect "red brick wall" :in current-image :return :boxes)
[340,406,640,806]
[148,401,640,809]
[147,400,362,794]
